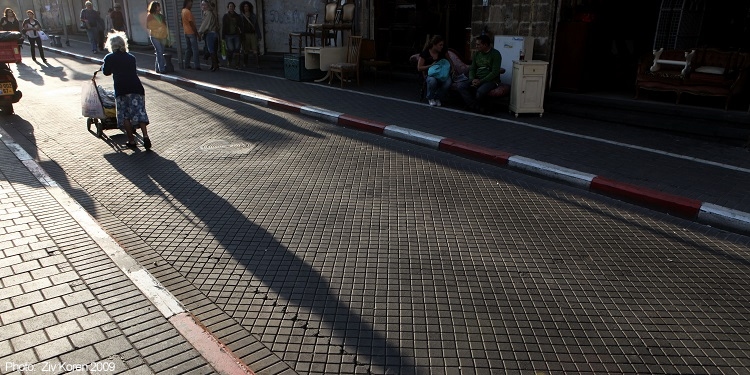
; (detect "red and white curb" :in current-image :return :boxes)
[0,127,254,375]
[49,47,750,234]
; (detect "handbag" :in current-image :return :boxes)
[38,31,49,41]
[427,58,450,81]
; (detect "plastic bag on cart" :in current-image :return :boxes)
[98,86,116,118]
[81,79,104,118]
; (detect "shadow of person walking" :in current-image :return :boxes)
[104,150,414,374]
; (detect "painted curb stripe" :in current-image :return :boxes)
[508,156,596,190]
[240,93,270,106]
[591,176,702,218]
[195,83,218,93]
[216,88,242,100]
[383,125,444,148]
[267,99,302,112]
[46,45,750,235]
[301,106,343,123]
[0,126,255,375]
[337,114,387,133]
[174,78,198,89]
[170,313,255,375]
[698,203,750,232]
[438,138,512,165]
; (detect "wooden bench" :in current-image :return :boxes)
[410,48,510,103]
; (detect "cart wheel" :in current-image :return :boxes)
[95,120,103,138]
[1,104,13,115]
[86,117,93,133]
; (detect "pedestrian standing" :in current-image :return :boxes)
[104,8,114,33]
[110,3,127,33]
[181,0,201,70]
[198,0,219,71]
[1,8,19,31]
[22,10,46,63]
[238,1,260,68]
[80,1,102,54]
[146,1,170,73]
[221,2,241,68]
[1,8,22,51]
[101,31,152,149]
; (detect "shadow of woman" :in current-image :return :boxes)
[103,150,414,373]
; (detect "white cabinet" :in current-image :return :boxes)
[509,60,548,117]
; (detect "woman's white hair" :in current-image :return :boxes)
[105,31,129,53]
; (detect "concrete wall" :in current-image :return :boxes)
[468,0,556,61]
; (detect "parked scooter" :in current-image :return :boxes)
[0,31,23,114]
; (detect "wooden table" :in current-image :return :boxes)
[304,46,346,82]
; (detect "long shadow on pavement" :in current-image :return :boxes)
[103,150,415,374]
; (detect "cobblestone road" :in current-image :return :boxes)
[3,52,749,374]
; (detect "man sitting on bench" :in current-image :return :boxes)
[457,34,502,114]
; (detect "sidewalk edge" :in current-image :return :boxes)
[0,127,255,375]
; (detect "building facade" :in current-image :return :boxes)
[14,0,750,98]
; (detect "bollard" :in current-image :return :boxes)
[163,53,175,73]
[54,35,62,47]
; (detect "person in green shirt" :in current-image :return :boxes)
[457,34,502,113]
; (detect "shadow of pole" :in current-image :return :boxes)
[103,151,415,373]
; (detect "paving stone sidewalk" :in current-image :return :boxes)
[0,129,218,374]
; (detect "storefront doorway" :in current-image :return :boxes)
[551,0,750,95]
[373,0,470,70]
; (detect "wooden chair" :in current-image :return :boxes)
[360,38,391,80]
[340,3,355,24]
[322,2,338,46]
[329,35,363,87]
[337,3,355,44]
[289,13,318,54]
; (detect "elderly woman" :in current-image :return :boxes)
[101,31,152,149]
[146,1,169,73]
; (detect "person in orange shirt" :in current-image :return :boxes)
[181,0,201,70]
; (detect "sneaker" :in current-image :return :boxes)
[435,99,442,107]
[428,99,436,106]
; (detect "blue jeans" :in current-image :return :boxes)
[184,34,200,68]
[150,37,166,72]
[86,28,98,52]
[204,31,217,53]
[426,76,452,100]
[457,80,499,109]
[224,34,240,61]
